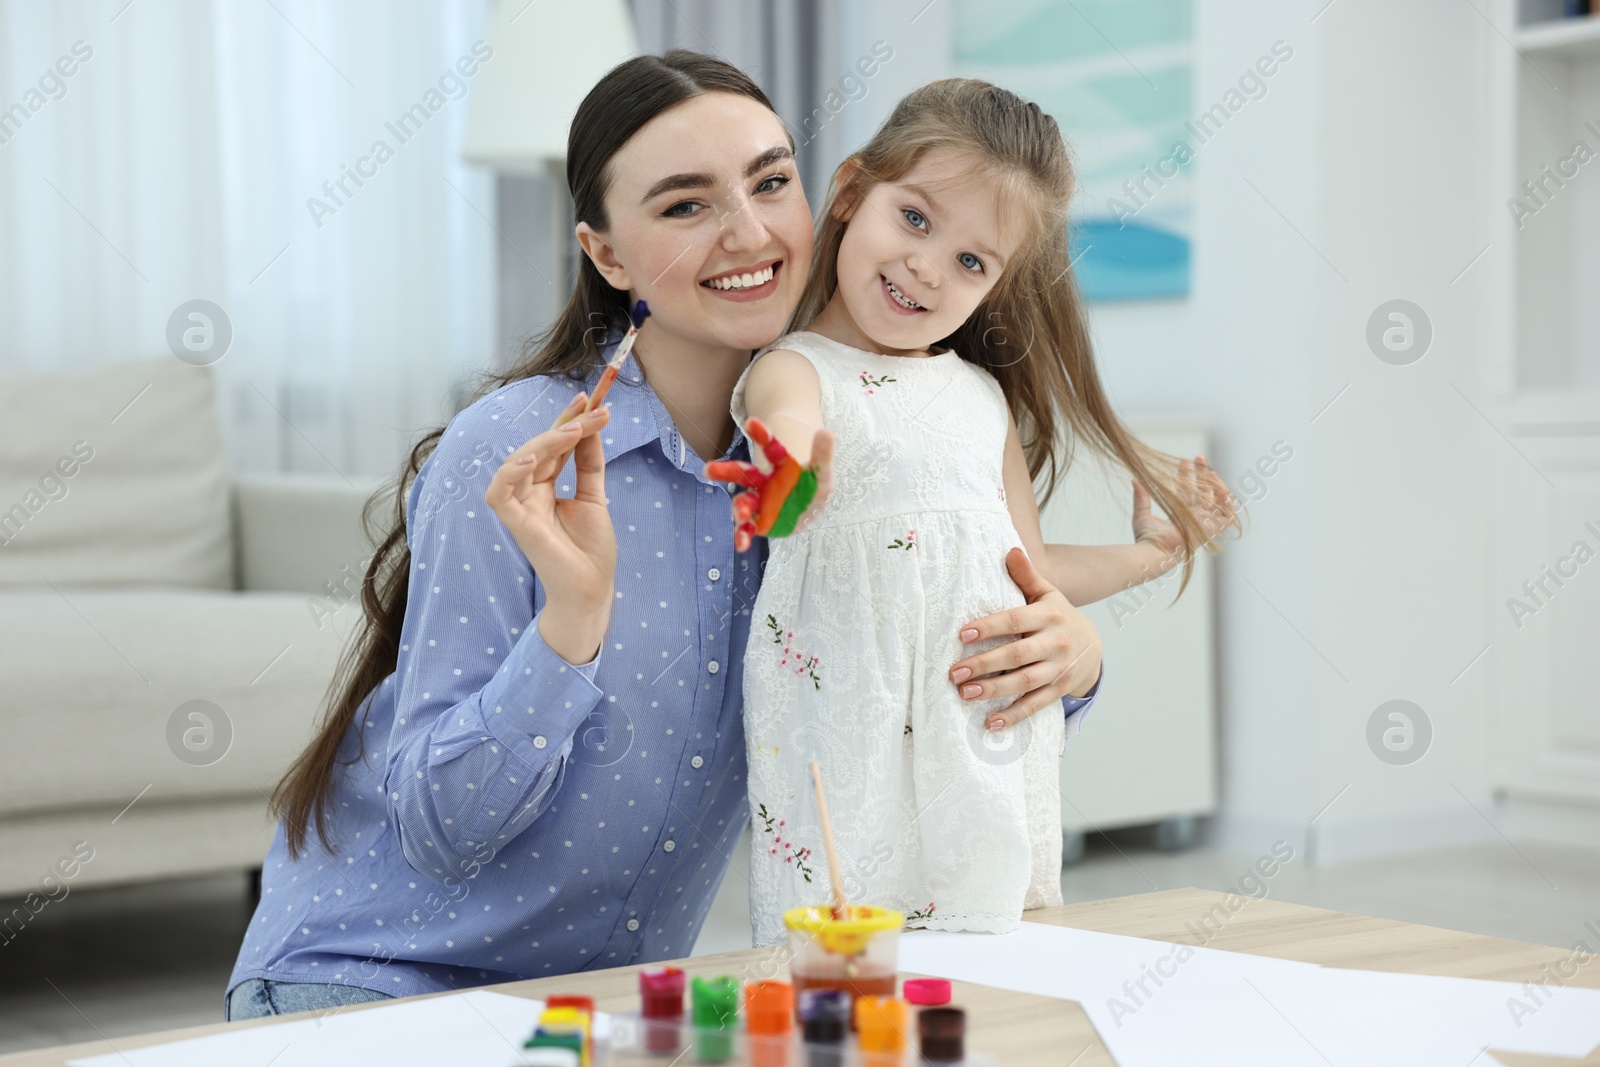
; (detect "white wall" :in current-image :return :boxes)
[841,0,1502,863]
[1100,0,1504,863]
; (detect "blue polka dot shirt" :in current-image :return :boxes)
[228,341,768,1003]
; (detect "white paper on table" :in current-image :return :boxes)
[899,921,1600,1067]
[67,990,608,1067]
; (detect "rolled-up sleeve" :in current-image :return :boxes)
[383,397,606,882]
[1062,661,1102,739]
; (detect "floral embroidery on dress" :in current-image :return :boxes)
[887,529,917,551]
[997,486,1007,503]
[766,614,821,689]
[905,902,938,923]
[859,371,896,394]
[757,803,815,882]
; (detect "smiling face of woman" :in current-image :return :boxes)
[576,91,814,357]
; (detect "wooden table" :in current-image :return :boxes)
[5,888,1598,1066]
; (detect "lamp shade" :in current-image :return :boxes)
[461,0,640,171]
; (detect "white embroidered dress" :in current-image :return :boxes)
[730,330,1064,947]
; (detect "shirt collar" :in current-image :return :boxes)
[582,333,750,475]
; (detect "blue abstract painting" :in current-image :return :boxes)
[952,0,1193,302]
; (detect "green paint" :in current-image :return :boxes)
[522,1031,583,1056]
[692,975,739,1062]
[767,468,819,539]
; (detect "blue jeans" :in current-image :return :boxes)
[226,978,394,1021]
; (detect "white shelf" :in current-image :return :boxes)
[1501,1,1600,393]
[1518,15,1600,57]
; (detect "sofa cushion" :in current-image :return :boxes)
[0,588,363,816]
[0,358,232,589]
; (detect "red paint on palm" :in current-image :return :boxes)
[705,417,808,552]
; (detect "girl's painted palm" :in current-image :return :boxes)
[705,420,836,552]
[1132,455,1235,560]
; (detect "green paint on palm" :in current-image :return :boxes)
[767,468,818,538]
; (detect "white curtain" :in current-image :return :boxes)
[0,0,496,480]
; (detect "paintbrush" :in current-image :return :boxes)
[810,760,848,919]
[555,300,650,428]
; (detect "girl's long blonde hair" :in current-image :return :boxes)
[793,77,1236,597]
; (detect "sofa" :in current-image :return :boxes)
[0,357,389,897]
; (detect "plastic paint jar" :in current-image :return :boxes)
[783,904,904,1029]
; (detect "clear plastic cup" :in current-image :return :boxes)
[783,904,905,1028]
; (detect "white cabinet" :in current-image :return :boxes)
[1486,2,1600,828]
[1036,419,1218,853]
[1492,406,1600,809]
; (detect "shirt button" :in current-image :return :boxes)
[691,756,704,769]
[626,919,640,932]
[708,661,720,674]
[663,840,676,853]
[708,568,721,581]
[533,735,547,749]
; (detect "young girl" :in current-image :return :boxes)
[709,78,1235,945]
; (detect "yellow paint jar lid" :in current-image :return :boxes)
[782,904,905,955]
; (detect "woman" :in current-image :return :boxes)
[224,50,1124,1019]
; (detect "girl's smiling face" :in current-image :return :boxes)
[577,91,814,356]
[818,147,1023,357]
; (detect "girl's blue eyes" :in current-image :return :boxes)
[661,174,790,218]
[900,208,985,273]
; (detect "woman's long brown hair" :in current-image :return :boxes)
[791,78,1239,599]
[273,50,785,861]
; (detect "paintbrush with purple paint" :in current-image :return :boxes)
[555,300,650,428]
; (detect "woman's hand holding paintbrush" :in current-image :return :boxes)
[485,389,615,664]
[482,309,650,667]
